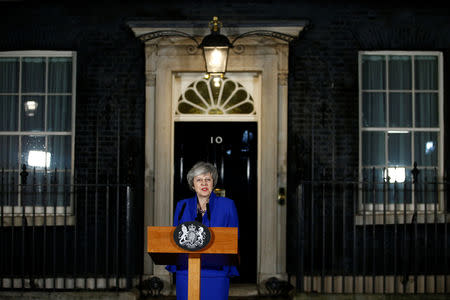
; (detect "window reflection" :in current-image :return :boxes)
[385,167,405,183]
[28,150,51,168]
[414,132,438,166]
[21,96,44,131]
[24,100,38,117]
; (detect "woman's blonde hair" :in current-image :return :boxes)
[186,161,218,191]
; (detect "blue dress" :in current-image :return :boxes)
[166,192,239,300]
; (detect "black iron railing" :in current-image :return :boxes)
[0,170,140,291]
[294,177,449,294]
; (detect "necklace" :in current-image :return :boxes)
[197,199,208,214]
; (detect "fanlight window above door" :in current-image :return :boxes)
[176,77,255,115]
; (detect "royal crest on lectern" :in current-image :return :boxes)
[174,221,211,251]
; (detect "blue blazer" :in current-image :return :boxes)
[166,192,239,278]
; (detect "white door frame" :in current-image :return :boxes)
[129,20,306,290]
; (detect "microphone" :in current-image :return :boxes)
[206,203,210,221]
[178,203,186,223]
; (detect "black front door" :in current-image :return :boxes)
[174,121,257,283]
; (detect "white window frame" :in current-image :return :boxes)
[358,51,444,217]
[0,50,76,218]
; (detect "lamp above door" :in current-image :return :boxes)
[198,17,232,79]
[133,16,305,78]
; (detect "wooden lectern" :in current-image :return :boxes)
[147,226,238,300]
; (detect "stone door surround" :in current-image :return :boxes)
[128,19,307,289]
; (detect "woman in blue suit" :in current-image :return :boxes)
[167,161,239,300]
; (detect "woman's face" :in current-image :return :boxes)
[193,172,214,199]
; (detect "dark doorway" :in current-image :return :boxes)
[174,121,257,283]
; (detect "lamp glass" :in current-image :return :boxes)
[203,46,229,74]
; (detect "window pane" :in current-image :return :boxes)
[47,96,72,131]
[388,132,411,166]
[48,135,71,169]
[415,56,438,90]
[0,95,18,131]
[51,171,71,206]
[22,57,45,93]
[0,57,19,93]
[415,93,438,127]
[389,93,412,127]
[415,169,438,204]
[389,55,411,90]
[0,172,18,206]
[362,55,385,90]
[414,132,438,167]
[21,96,45,131]
[22,171,69,207]
[362,167,384,204]
[49,57,72,93]
[49,171,71,206]
[362,92,385,127]
[21,171,45,206]
[362,131,385,165]
[387,170,412,204]
[0,135,18,169]
[21,136,47,169]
